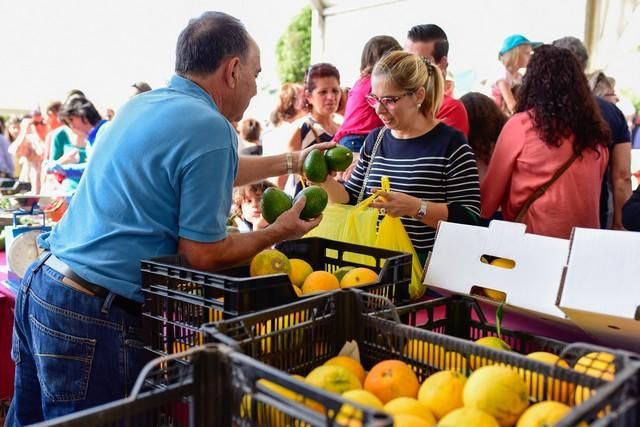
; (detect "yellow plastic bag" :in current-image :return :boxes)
[375,177,426,299]
[305,193,380,265]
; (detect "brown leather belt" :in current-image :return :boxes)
[44,253,142,316]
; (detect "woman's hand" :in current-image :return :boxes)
[370,191,420,218]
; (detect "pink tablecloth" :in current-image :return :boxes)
[0,251,15,402]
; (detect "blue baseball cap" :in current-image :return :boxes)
[499,34,542,56]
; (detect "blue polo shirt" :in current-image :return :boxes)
[41,75,238,302]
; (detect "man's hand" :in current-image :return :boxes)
[270,196,322,240]
[294,141,337,175]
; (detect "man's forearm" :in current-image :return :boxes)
[235,154,291,187]
[179,227,284,271]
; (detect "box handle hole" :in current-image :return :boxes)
[480,255,516,269]
[470,285,506,303]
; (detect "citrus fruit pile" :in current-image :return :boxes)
[250,249,378,296]
[240,343,615,426]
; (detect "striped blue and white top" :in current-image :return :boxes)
[345,124,481,255]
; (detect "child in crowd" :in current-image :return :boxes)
[492,34,540,116]
[230,180,274,232]
[238,118,262,155]
[333,35,402,152]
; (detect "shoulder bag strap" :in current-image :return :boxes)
[514,152,580,223]
[304,118,322,149]
[357,127,387,203]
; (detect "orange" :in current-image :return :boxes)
[438,407,500,427]
[393,414,432,427]
[471,336,511,370]
[301,271,340,295]
[337,390,384,423]
[516,401,587,427]
[522,352,573,403]
[383,397,436,425]
[463,366,529,427]
[363,360,420,404]
[418,370,466,420]
[340,267,378,288]
[288,258,313,287]
[324,356,366,386]
[305,365,362,413]
[574,352,615,406]
[250,249,291,277]
[292,285,302,297]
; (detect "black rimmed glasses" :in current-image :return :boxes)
[365,92,413,109]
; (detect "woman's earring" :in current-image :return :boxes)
[417,103,422,108]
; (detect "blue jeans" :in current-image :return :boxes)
[338,134,366,152]
[6,255,147,426]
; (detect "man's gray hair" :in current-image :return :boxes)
[552,36,589,70]
[175,11,250,76]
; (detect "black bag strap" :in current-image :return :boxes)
[357,127,387,203]
[515,152,580,222]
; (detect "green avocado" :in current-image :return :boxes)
[333,265,355,283]
[302,149,329,183]
[294,186,328,219]
[261,187,293,224]
[324,146,353,172]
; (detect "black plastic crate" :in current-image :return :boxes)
[36,344,393,427]
[203,290,640,427]
[142,237,411,356]
[377,294,567,355]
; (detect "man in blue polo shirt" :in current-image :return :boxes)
[7,12,330,425]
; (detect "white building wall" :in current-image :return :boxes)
[313,0,587,95]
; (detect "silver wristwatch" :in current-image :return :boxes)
[415,200,428,219]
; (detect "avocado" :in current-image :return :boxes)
[294,186,328,219]
[261,187,293,224]
[324,146,353,171]
[302,149,329,183]
[333,265,355,283]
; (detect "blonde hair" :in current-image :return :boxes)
[499,44,530,73]
[372,51,444,118]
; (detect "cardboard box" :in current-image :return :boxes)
[424,220,572,322]
[557,227,640,353]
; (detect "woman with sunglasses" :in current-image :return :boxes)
[321,51,480,263]
[284,63,341,196]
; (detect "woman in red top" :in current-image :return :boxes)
[481,45,610,239]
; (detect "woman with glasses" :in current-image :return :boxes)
[321,51,480,263]
[284,62,341,196]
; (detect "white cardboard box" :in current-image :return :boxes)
[557,227,640,353]
[424,220,572,322]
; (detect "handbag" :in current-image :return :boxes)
[514,152,580,222]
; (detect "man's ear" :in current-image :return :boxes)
[438,56,449,75]
[224,57,241,89]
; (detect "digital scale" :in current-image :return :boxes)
[4,206,50,291]
[0,179,53,292]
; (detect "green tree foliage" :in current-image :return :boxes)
[276,6,311,83]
